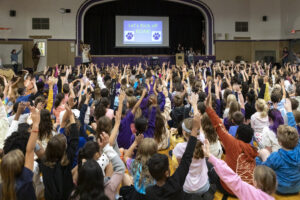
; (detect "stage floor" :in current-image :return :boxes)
[75,55,216,66]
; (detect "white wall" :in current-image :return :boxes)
[202,0,251,40]
[249,0,282,39]
[281,0,300,39]
[0,0,83,39]
[0,0,299,40]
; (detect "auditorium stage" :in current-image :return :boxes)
[75,55,216,67]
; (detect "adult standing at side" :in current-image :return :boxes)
[32,43,40,72]
[11,48,22,74]
[281,47,289,65]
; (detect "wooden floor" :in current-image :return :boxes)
[214,191,300,200]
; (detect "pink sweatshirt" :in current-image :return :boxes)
[208,155,275,200]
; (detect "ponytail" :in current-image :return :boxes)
[256,99,268,118]
[193,140,204,159]
[261,104,268,118]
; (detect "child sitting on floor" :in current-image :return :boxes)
[203,139,277,200]
[256,125,300,195]
[145,114,200,200]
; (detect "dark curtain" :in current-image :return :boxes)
[84,0,204,55]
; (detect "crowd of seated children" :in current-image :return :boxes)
[0,60,299,200]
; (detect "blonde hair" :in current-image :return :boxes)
[254,166,277,195]
[256,99,268,118]
[226,94,236,108]
[277,125,299,149]
[0,150,25,200]
[131,138,158,187]
[228,101,241,122]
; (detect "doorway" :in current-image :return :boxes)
[33,39,47,72]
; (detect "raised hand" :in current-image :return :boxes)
[118,90,126,103]
[202,139,211,157]
[191,113,201,137]
[162,87,169,97]
[97,132,110,149]
[135,134,144,145]
[68,96,77,109]
[29,105,40,126]
[284,98,292,112]
[189,92,198,106]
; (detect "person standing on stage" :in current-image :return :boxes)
[187,47,194,66]
[32,43,40,71]
[11,48,22,74]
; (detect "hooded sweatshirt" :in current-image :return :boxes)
[251,112,269,144]
[256,141,300,194]
[206,107,258,195]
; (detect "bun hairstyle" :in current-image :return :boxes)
[256,99,268,118]
[182,118,204,159]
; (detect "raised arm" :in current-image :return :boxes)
[25,106,40,171]
[205,98,236,150]
[0,99,9,149]
[203,140,263,200]
[109,91,125,146]
[98,133,125,193]
[66,104,79,163]
[124,134,144,163]
[170,113,199,186]
[132,88,147,114]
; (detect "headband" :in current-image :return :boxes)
[182,121,201,134]
[182,122,191,133]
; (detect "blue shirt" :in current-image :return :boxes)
[11,50,21,63]
[16,94,31,113]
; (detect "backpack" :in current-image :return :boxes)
[236,153,256,185]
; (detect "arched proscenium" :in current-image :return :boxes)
[76,0,214,55]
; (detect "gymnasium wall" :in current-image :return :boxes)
[215,40,289,62]
[0,0,300,65]
[0,40,75,67]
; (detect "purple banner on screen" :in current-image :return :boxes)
[123,20,163,44]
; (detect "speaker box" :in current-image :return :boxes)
[9,10,16,17]
[262,16,267,22]
[65,9,71,13]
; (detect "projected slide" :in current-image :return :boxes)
[124,21,162,44]
[116,16,169,47]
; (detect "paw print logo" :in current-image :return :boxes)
[126,32,134,40]
[153,32,160,40]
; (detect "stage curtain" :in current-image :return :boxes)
[84,0,204,55]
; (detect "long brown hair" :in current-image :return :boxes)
[0,150,25,200]
[39,109,53,140]
[154,109,166,143]
[201,113,218,143]
[43,134,69,167]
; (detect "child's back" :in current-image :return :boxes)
[173,135,209,193]
[256,125,300,194]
